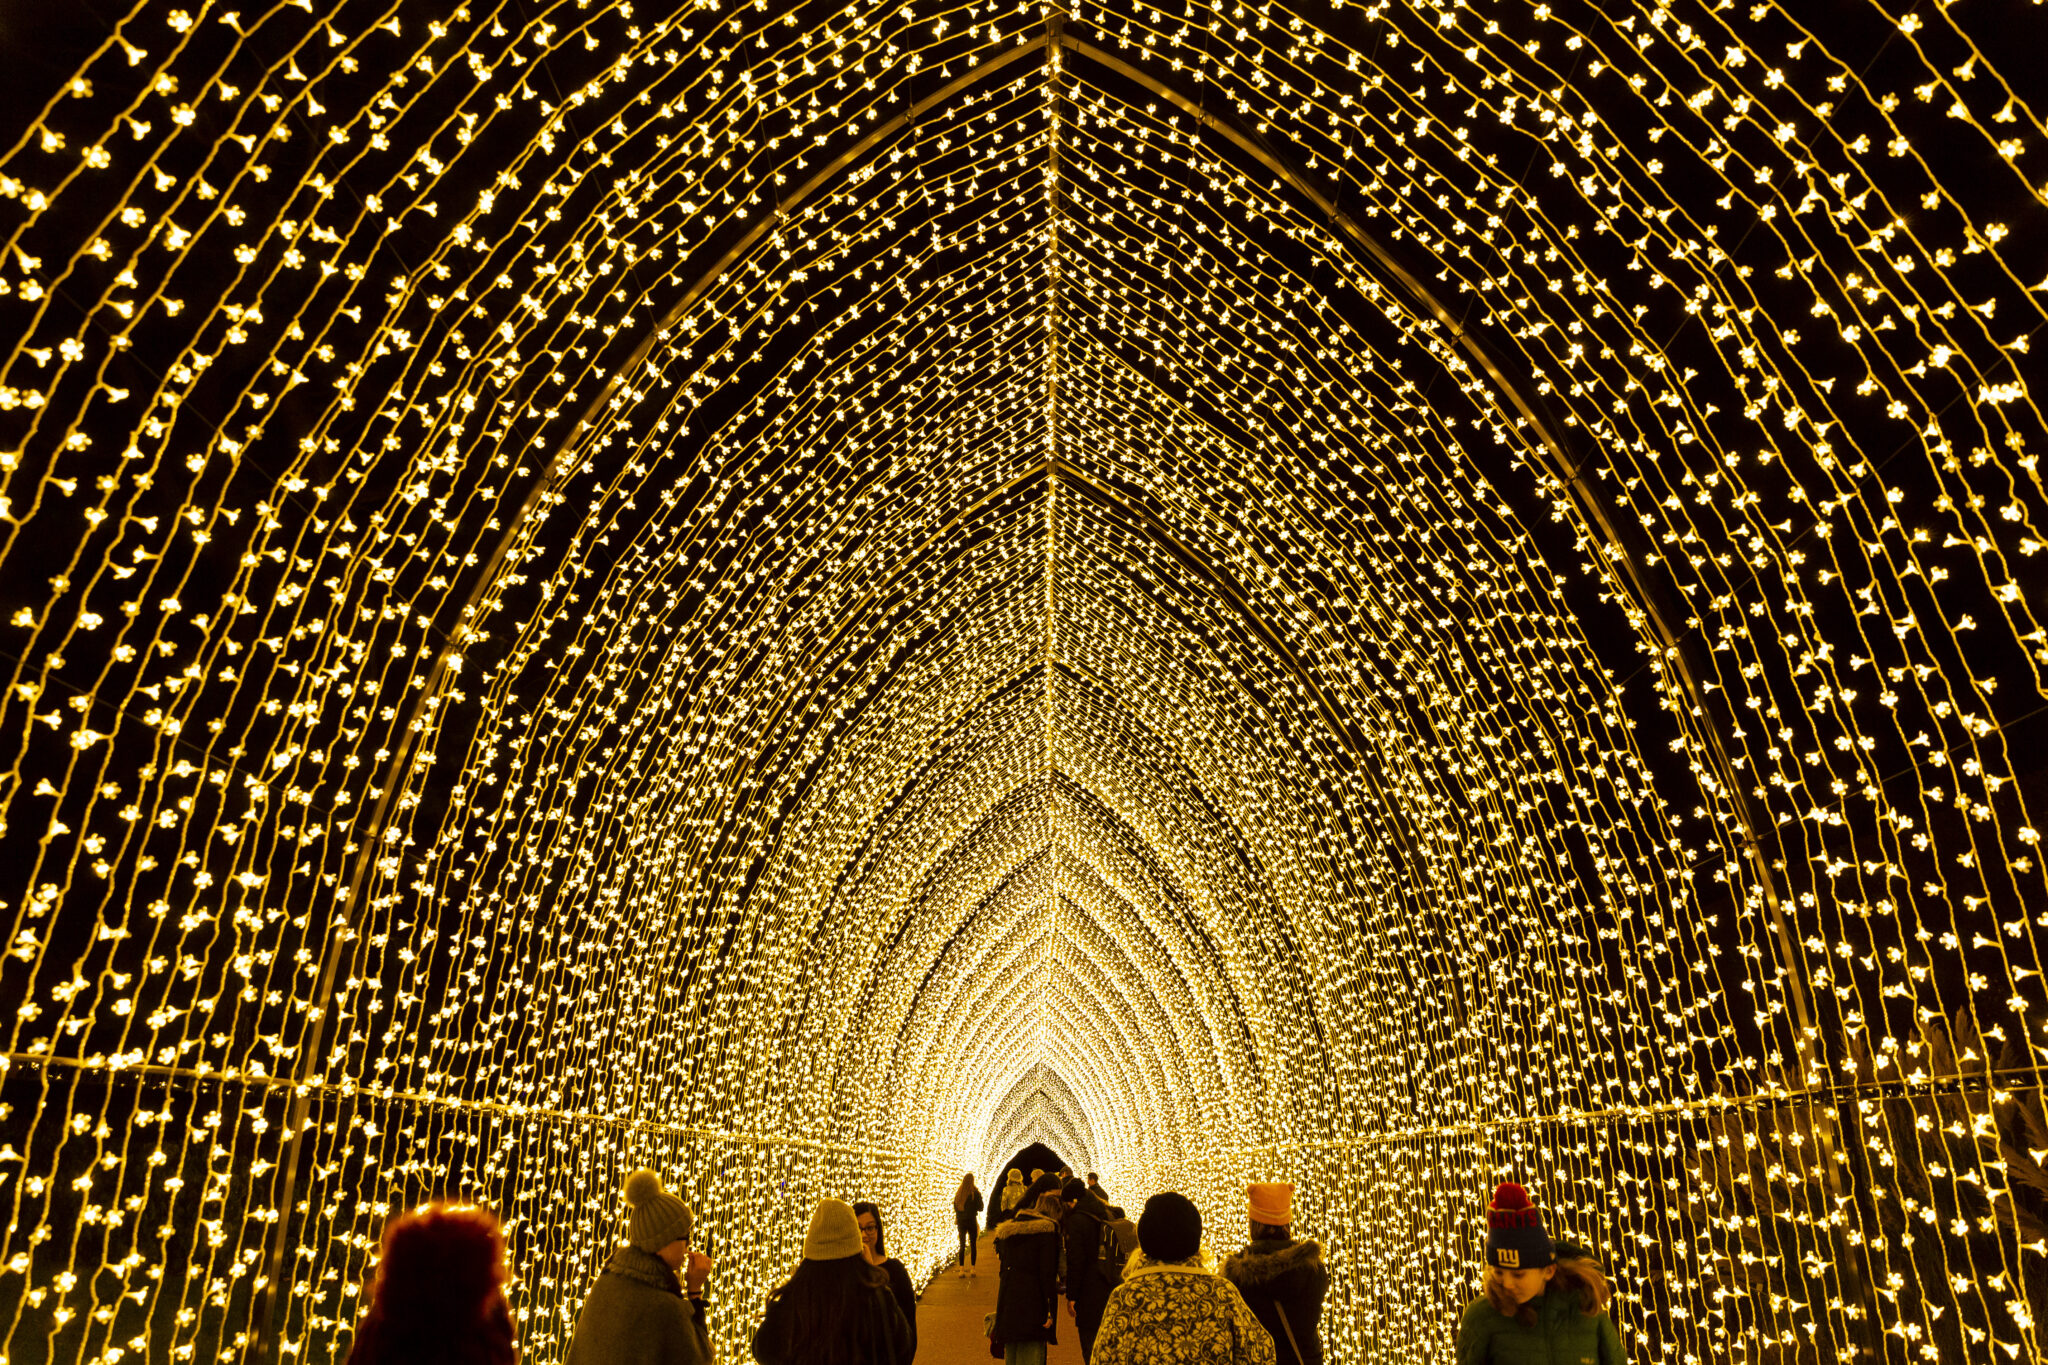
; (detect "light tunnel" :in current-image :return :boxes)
[0,0,2044,1362]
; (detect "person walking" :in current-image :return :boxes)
[1454,1182,1623,1365]
[1220,1184,1326,1365]
[854,1201,918,1358]
[1103,1207,1139,1267]
[1090,1192,1274,1365]
[988,1191,1065,1365]
[1058,1178,1116,1362]
[1018,1170,1062,1209]
[953,1173,986,1276]
[346,1201,517,1365]
[753,1198,912,1365]
[567,1170,714,1365]
[995,1169,1027,1229]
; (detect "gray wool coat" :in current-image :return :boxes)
[566,1245,712,1365]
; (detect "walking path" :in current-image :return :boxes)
[917,1233,1086,1365]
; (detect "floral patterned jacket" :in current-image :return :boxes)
[1091,1255,1277,1365]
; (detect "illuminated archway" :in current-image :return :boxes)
[984,1063,1100,1181]
[0,3,2043,1364]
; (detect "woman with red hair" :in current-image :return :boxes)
[348,1201,518,1365]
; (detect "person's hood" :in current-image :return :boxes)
[995,1211,1060,1241]
[603,1243,684,1293]
[1221,1238,1323,1285]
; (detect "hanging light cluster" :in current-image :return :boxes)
[0,1,2042,1363]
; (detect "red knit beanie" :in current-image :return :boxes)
[1484,1182,1553,1269]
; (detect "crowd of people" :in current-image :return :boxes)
[341,1168,1620,1365]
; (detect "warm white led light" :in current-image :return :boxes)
[0,2,2042,1364]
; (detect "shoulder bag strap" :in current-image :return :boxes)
[1274,1303,1306,1365]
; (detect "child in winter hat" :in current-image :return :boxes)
[1457,1181,1623,1360]
[1246,1182,1295,1227]
[624,1169,694,1253]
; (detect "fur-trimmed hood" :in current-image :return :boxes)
[994,1210,1060,1241]
[1221,1238,1323,1286]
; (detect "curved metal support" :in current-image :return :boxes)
[1057,28,1823,1078]
[247,39,1056,1365]
[1057,29,1865,1346]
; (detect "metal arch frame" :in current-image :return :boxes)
[251,18,1850,1363]
[246,42,1059,1363]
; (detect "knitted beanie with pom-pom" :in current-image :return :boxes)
[1484,1183,1552,1270]
[623,1169,694,1253]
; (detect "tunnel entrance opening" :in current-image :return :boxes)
[994,1144,1068,1192]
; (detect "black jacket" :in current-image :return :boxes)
[1059,1188,1114,1304]
[955,1188,985,1230]
[991,1211,1062,1344]
[1220,1238,1328,1365]
[751,1271,911,1365]
[880,1258,917,1357]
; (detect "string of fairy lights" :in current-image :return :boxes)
[0,0,2042,1363]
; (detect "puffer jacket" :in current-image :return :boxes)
[1091,1256,1275,1365]
[1454,1287,1623,1365]
[565,1245,710,1365]
[1220,1239,1328,1365]
[990,1210,1061,1344]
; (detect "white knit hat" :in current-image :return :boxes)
[804,1198,863,1260]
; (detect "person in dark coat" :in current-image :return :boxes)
[347,1201,516,1365]
[854,1201,918,1357]
[1018,1170,1062,1208]
[753,1199,912,1365]
[1059,1178,1117,1362]
[567,1170,713,1365]
[1219,1184,1328,1365]
[989,1192,1065,1363]
[953,1173,986,1275]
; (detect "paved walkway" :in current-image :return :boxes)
[918,1233,1086,1365]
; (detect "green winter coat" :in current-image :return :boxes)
[1092,1258,1276,1365]
[566,1245,711,1365]
[1454,1287,1623,1365]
